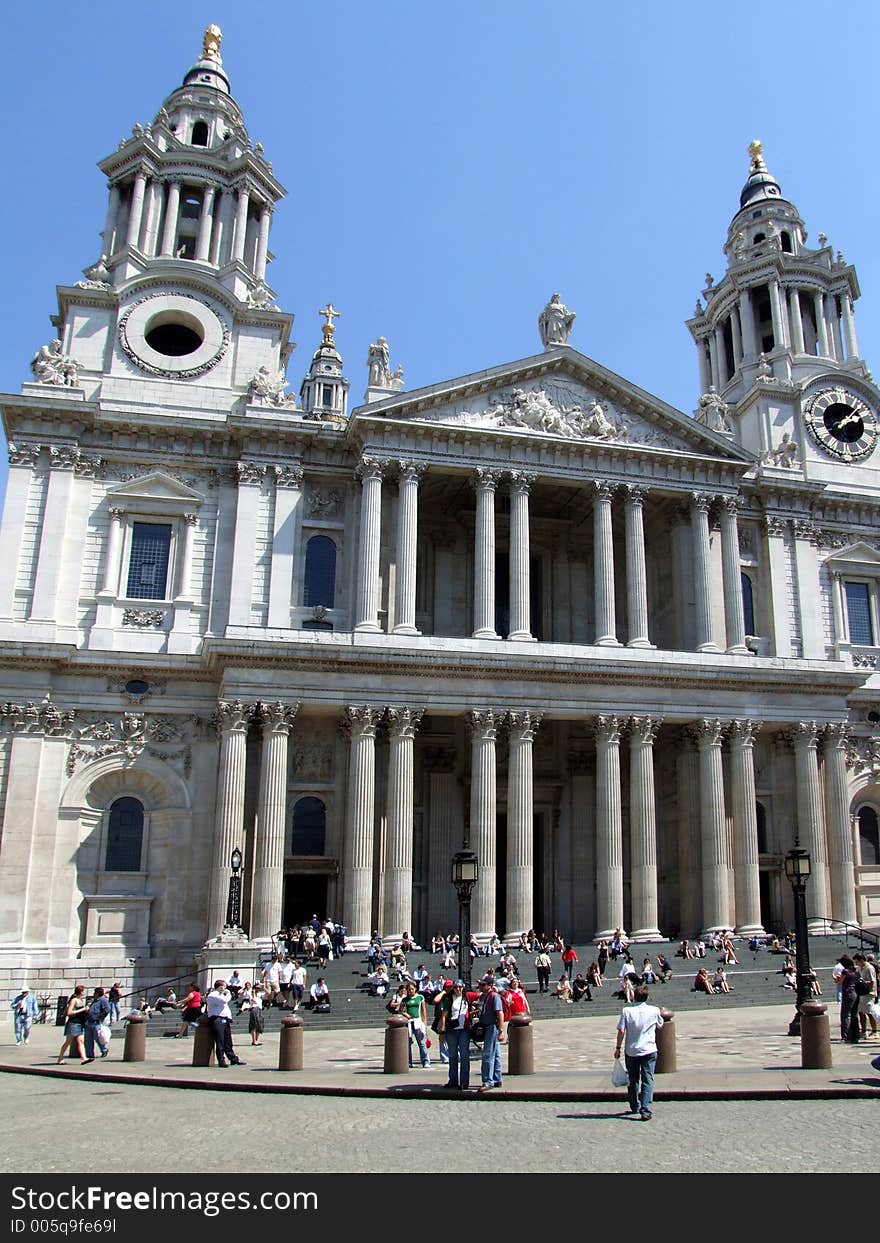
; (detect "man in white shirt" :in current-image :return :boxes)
[279,958,294,1008]
[263,956,282,1007]
[290,961,307,1011]
[614,985,664,1121]
[205,980,246,1068]
[308,978,330,1010]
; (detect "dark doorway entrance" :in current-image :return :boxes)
[495,553,543,640]
[759,870,772,932]
[283,875,328,927]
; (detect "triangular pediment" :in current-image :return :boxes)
[824,541,880,571]
[106,470,204,508]
[351,348,753,462]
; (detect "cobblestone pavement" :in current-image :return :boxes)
[0,1073,874,1174]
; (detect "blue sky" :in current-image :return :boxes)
[2,1,879,501]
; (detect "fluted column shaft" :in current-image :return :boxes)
[719,497,748,653]
[160,181,181,256]
[102,183,121,256]
[728,721,764,935]
[623,485,651,647]
[393,463,423,634]
[629,716,663,940]
[594,716,624,939]
[793,723,829,930]
[125,170,147,248]
[738,289,757,357]
[251,703,298,938]
[691,493,716,651]
[472,470,499,638]
[232,185,250,263]
[342,707,381,944]
[789,288,806,353]
[208,702,251,937]
[593,482,618,644]
[508,472,535,641]
[814,292,830,356]
[506,712,540,939]
[469,711,498,939]
[195,185,217,262]
[354,459,384,632]
[823,724,857,924]
[382,708,422,940]
[254,205,272,281]
[101,508,124,595]
[841,295,859,359]
[695,719,731,933]
[677,729,702,934]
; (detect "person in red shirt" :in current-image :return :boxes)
[562,944,578,981]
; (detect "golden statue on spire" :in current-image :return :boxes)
[318,303,341,345]
[748,139,767,173]
[203,24,222,62]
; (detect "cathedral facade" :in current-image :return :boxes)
[1,29,879,992]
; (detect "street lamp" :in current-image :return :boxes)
[451,850,479,989]
[225,846,244,931]
[784,844,812,1037]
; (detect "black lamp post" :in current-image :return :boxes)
[451,850,479,990]
[225,846,243,931]
[784,844,812,1037]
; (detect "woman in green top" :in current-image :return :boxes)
[403,981,431,1068]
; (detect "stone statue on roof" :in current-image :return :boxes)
[538,293,576,349]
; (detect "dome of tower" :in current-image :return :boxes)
[180,24,230,95]
[739,139,789,209]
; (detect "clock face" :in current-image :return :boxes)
[803,386,878,462]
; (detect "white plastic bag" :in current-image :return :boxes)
[611,1056,628,1087]
[868,1001,880,1022]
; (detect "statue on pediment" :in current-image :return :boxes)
[31,339,79,387]
[695,386,732,433]
[367,337,391,387]
[538,293,576,348]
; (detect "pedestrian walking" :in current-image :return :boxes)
[83,987,111,1062]
[561,944,578,980]
[402,981,431,1068]
[56,985,89,1064]
[477,974,505,1091]
[205,979,246,1067]
[837,955,861,1043]
[853,953,878,1039]
[11,985,39,1045]
[535,948,552,993]
[107,982,122,1025]
[614,984,665,1121]
[440,979,472,1090]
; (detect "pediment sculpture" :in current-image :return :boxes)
[488,387,627,441]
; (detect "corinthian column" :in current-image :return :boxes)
[207,700,252,938]
[469,711,498,940]
[719,496,748,653]
[628,715,663,940]
[382,707,423,940]
[593,482,618,644]
[823,723,857,925]
[251,701,298,939]
[393,462,425,634]
[342,706,381,945]
[508,471,536,641]
[472,469,499,638]
[354,458,385,632]
[691,493,717,651]
[594,715,624,940]
[695,718,731,933]
[728,720,764,936]
[792,721,829,931]
[505,711,541,939]
[623,485,651,647]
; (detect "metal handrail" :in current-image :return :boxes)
[808,916,879,952]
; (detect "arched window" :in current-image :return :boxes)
[780,231,792,253]
[291,797,326,856]
[303,536,336,608]
[191,120,209,146]
[756,801,768,854]
[858,806,880,865]
[742,571,755,636]
[105,797,144,871]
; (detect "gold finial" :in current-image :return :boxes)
[203,24,222,62]
[748,139,766,173]
[319,303,341,344]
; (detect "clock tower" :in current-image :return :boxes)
[688,142,880,490]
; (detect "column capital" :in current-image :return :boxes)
[694,718,724,748]
[792,720,819,749]
[718,494,742,516]
[472,467,501,492]
[182,512,199,526]
[343,705,382,739]
[214,699,254,732]
[108,507,125,523]
[622,483,646,506]
[505,710,542,741]
[764,514,788,537]
[236,461,265,486]
[727,719,761,748]
[793,518,821,544]
[627,715,662,744]
[594,714,621,745]
[48,446,80,471]
[690,491,715,513]
[468,709,498,741]
[396,460,427,484]
[592,480,617,502]
[356,456,389,483]
[385,706,424,739]
[7,442,41,468]
[273,464,304,489]
[507,470,537,494]
[822,721,849,749]
[256,700,300,734]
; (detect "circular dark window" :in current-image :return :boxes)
[145,321,204,357]
[124,679,150,696]
[868,710,880,725]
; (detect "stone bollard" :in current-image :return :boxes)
[507,1014,534,1075]
[799,1000,833,1069]
[279,1015,304,1071]
[384,1014,410,1073]
[655,1008,676,1074]
[192,1016,216,1067]
[122,1013,147,1062]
